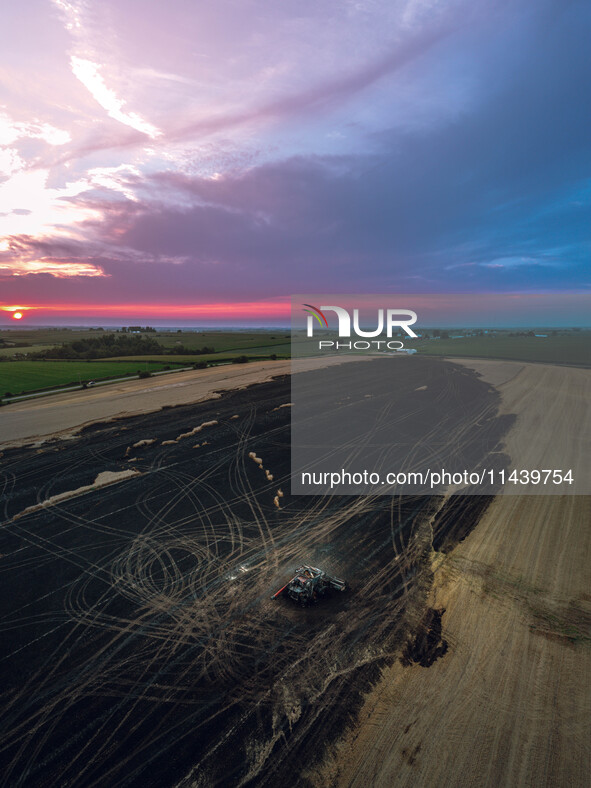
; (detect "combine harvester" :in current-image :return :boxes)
[271,565,347,605]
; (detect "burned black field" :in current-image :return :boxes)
[0,360,510,787]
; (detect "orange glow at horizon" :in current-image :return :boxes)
[1,305,33,318]
[1,300,291,318]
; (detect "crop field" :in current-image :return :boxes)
[0,328,110,348]
[0,360,504,786]
[1,356,588,787]
[107,347,290,364]
[0,344,52,358]
[0,329,291,370]
[318,358,590,788]
[154,330,291,352]
[0,360,170,395]
[293,330,590,366]
[0,328,290,353]
[413,332,590,366]
[1,330,587,401]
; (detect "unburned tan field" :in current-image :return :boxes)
[316,359,590,788]
[0,356,372,449]
[0,361,291,447]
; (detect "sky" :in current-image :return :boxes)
[0,0,590,325]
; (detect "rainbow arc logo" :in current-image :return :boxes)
[302,304,328,328]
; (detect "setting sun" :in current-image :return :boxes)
[1,306,30,319]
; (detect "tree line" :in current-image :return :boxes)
[30,334,215,360]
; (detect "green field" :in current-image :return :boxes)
[413,333,590,366]
[0,361,171,397]
[0,328,290,349]
[0,344,53,357]
[152,331,290,352]
[1,328,587,400]
[0,327,109,345]
[107,348,289,364]
[0,328,291,397]
[292,329,590,366]
[0,329,291,362]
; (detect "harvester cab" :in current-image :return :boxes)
[271,565,346,605]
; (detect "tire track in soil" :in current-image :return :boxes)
[0,360,510,787]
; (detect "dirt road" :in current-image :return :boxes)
[0,356,375,449]
[317,360,591,788]
[0,360,291,447]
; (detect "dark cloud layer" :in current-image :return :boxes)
[1,0,589,307]
[101,2,591,295]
